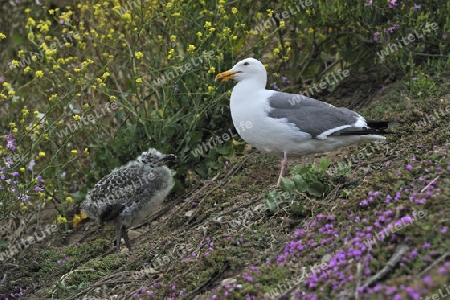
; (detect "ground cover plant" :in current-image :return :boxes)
[0,0,449,299]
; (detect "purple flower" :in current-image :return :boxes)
[172,84,180,93]
[281,76,290,84]
[422,275,433,287]
[373,30,381,42]
[6,134,16,151]
[270,82,278,90]
[28,160,36,171]
[365,0,373,6]
[388,0,398,8]
[413,3,421,11]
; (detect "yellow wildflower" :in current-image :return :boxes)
[187,44,196,53]
[208,66,216,74]
[2,82,9,88]
[22,109,29,115]
[37,23,49,33]
[57,215,67,223]
[167,48,175,60]
[35,70,44,78]
[38,151,45,157]
[49,93,57,101]
[73,115,81,121]
[204,21,212,28]
[71,149,78,154]
[135,52,144,59]
[232,7,238,14]
[136,78,143,83]
[8,90,15,96]
[170,35,177,42]
[27,17,36,26]
[65,196,73,203]
[0,32,6,40]
[11,60,19,67]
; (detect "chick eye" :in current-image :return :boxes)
[243,62,249,66]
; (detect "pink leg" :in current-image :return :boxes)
[276,152,288,187]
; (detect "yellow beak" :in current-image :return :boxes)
[215,70,241,82]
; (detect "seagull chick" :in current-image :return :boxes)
[216,57,392,187]
[79,148,175,252]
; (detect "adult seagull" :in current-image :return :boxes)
[216,57,391,187]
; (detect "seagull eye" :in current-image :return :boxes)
[243,62,249,66]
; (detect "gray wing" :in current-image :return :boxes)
[267,92,363,138]
[84,164,155,221]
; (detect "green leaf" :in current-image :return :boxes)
[292,175,308,192]
[280,178,295,194]
[264,191,280,213]
[12,35,23,45]
[319,158,330,172]
[306,180,327,197]
[291,201,304,214]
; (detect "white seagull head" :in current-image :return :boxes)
[216,57,267,86]
[137,148,176,167]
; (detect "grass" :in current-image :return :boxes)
[1,0,449,299]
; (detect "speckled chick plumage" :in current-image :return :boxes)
[81,148,175,251]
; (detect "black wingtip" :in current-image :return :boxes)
[332,121,400,136]
[367,121,400,130]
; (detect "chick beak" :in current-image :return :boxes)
[157,154,176,164]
